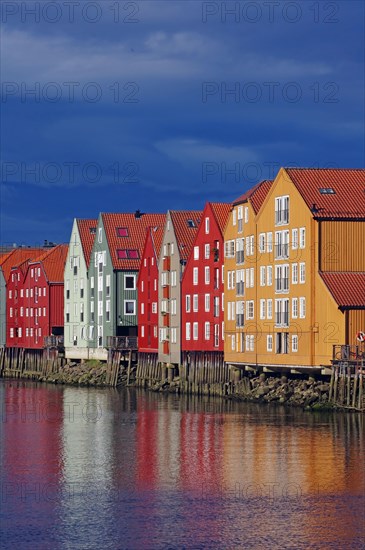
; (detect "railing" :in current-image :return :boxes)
[44,335,64,348]
[106,336,138,350]
[333,345,365,362]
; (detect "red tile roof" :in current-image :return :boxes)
[285,168,365,219]
[233,180,274,213]
[0,248,47,283]
[102,213,166,270]
[31,244,69,283]
[321,272,365,309]
[209,202,232,234]
[77,219,98,268]
[170,210,202,261]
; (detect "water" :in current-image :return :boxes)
[0,380,364,550]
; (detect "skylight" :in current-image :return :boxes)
[90,227,96,234]
[187,219,196,228]
[116,227,129,237]
[117,249,140,259]
[319,188,336,194]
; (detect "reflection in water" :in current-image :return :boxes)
[0,381,364,549]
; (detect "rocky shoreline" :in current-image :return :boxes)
[9,360,348,411]
[149,372,335,410]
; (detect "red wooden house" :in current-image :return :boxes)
[137,223,165,359]
[6,245,68,349]
[181,202,231,367]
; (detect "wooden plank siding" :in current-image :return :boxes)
[320,221,365,272]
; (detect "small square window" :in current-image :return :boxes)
[128,249,139,259]
[125,301,135,315]
[117,249,127,259]
[116,227,129,237]
[125,275,136,289]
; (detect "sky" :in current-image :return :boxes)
[0,0,364,246]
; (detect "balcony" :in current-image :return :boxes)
[106,336,138,350]
[163,257,170,271]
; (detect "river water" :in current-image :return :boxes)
[0,380,364,550]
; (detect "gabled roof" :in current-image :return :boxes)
[0,248,47,283]
[233,180,274,214]
[76,219,98,268]
[149,223,166,259]
[101,213,166,270]
[285,168,365,219]
[209,203,231,234]
[320,272,365,309]
[30,244,68,283]
[169,210,202,261]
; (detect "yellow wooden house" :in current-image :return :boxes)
[224,167,365,372]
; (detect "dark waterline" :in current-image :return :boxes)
[0,379,364,550]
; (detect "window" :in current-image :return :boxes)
[193,294,198,312]
[236,270,244,296]
[194,246,199,260]
[98,326,103,347]
[237,206,243,232]
[171,271,177,287]
[292,335,298,352]
[186,295,191,312]
[267,335,273,352]
[170,299,177,316]
[246,334,254,351]
[231,334,236,351]
[80,303,84,322]
[205,294,210,312]
[90,277,94,298]
[141,325,145,338]
[259,233,266,253]
[193,268,198,285]
[90,301,95,322]
[250,268,254,288]
[9,307,13,318]
[186,322,191,340]
[204,244,210,259]
[171,328,177,344]
[170,244,174,255]
[260,266,266,286]
[246,235,254,256]
[299,297,306,318]
[267,299,273,319]
[161,272,169,287]
[80,278,84,298]
[152,302,157,314]
[267,265,272,286]
[299,227,306,249]
[246,300,254,320]
[205,217,210,234]
[65,303,70,323]
[244,207,249,223]
[232,209,237,226]
[124,301,136,315]
[236,301,244,327]
[124,275,136,289]
[193,322,198,340]
[117,249,139,259]
[10,328,14,338]
[116,227,128,237]
[214,267,220,289]
[292,228,298,250]
[205,266,210,284]
[260,299,266,319]
[214,296,219,317]
[275,230,289,259]
[205,322,210,340]
[20,289,23,298]
[236,238,244,264]
[275,298,289,326]
[106,275,110,296]
[275,195,289,225]
[106,300,110,322]
[74,303,78,317]
[292,263,298,284]
[224,240,235,258]
[276,332,289,354]
[98,228,102,243]
[43,287,46,297]
[20,307,24,317]
[161,299,168,314]
[141,303,144,315]
[275,264,289,293]
[299,262,305,284]
[292,298,298,319]
[187,219,196,228]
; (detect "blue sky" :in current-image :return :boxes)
[1,0,364,245]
